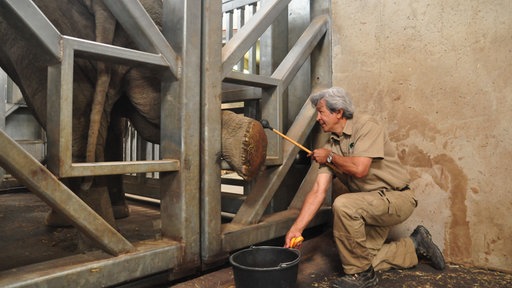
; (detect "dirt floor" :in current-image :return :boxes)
[1,190,511,288]
[169,230,512,288]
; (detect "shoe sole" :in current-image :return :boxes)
[417,226,446,270]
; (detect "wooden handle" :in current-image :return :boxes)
[272,128,312,154]
[271,128,342,174]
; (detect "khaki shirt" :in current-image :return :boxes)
[318,113,410,192]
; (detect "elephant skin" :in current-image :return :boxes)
[0,1,267,231]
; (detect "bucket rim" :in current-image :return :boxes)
[229,246,301,271]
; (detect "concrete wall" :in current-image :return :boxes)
[330,0,511,272]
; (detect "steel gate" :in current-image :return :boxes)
[0,0,331,286]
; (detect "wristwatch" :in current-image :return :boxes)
[327,151,334,163]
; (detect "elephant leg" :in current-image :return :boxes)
[45,178,116,229]
[221,110,267,181]
[105,101,130,219]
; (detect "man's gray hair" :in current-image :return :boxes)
[309,87,355,119]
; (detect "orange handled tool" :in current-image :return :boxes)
[290,236,304,248]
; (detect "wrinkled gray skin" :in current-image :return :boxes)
[0,0,265,232]
[0,0,166,228]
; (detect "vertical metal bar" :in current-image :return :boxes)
[160,0,202,277]
[247,4,258,74]
[201,0,225,267]
[237,7,245,71]
[0,70,6,131]
[225,11,234,42]
[47,43,74,176]
[258,0,288,164]
[287,0,311,131]
[310,1,332,90]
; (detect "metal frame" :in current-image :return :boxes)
[0,0,200,286]
[202,0,332,263]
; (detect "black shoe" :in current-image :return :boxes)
[332,266,378,288]
[410,225,446,270]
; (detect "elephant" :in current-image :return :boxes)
[0,1,267,230]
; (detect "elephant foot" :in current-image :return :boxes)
[221,110,267,181]
[45,209,72,227]
[112,202,130,219]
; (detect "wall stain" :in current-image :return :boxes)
[432,154,472,264]
[399,145,472,264]
[391,104,473,264]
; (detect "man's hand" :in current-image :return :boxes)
[285,231,304,248]
[308,148,331,164]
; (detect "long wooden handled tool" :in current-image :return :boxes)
[260,119,312,154]
[260,119,341,173]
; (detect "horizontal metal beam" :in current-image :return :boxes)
[224,71,280,88]
[64,160,180,177]
[0,239,180,288]
[67,37,169,68]
[222,208,331,251]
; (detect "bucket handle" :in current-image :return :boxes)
[278,260,296,268]
[247,246,301,268]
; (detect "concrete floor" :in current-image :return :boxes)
[1,190,511,288]
[169,230,512,288]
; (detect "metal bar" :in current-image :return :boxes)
[0,71,6,131]
[237,7,246,71]
[223,207,331,251]
[256,0,288,164]
[288,162,323,209]
[66,37,169,68]
[0,239,179,288]
[160,0,202,277]
[222,0,292,77]
[46,45,74,177]
[63,160,180,177]
[224,71,279,87]
[260,86,284,165]
[232,100,317,224]
[102,0,181,79]
[201,0,225,267]
[222,86,260,103]
[0,0,61,63]
[0,129,134,255]
[247,4,259,74]
[272,15,329,90]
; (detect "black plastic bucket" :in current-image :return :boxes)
[229,246,301,288]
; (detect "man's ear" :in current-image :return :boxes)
[337,109,344,119]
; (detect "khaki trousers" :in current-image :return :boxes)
[332,189,418,274]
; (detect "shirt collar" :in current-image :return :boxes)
[329,117,353,141]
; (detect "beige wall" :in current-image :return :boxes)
[330,0,511,272]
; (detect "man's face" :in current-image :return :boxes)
[315,99,341,133]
